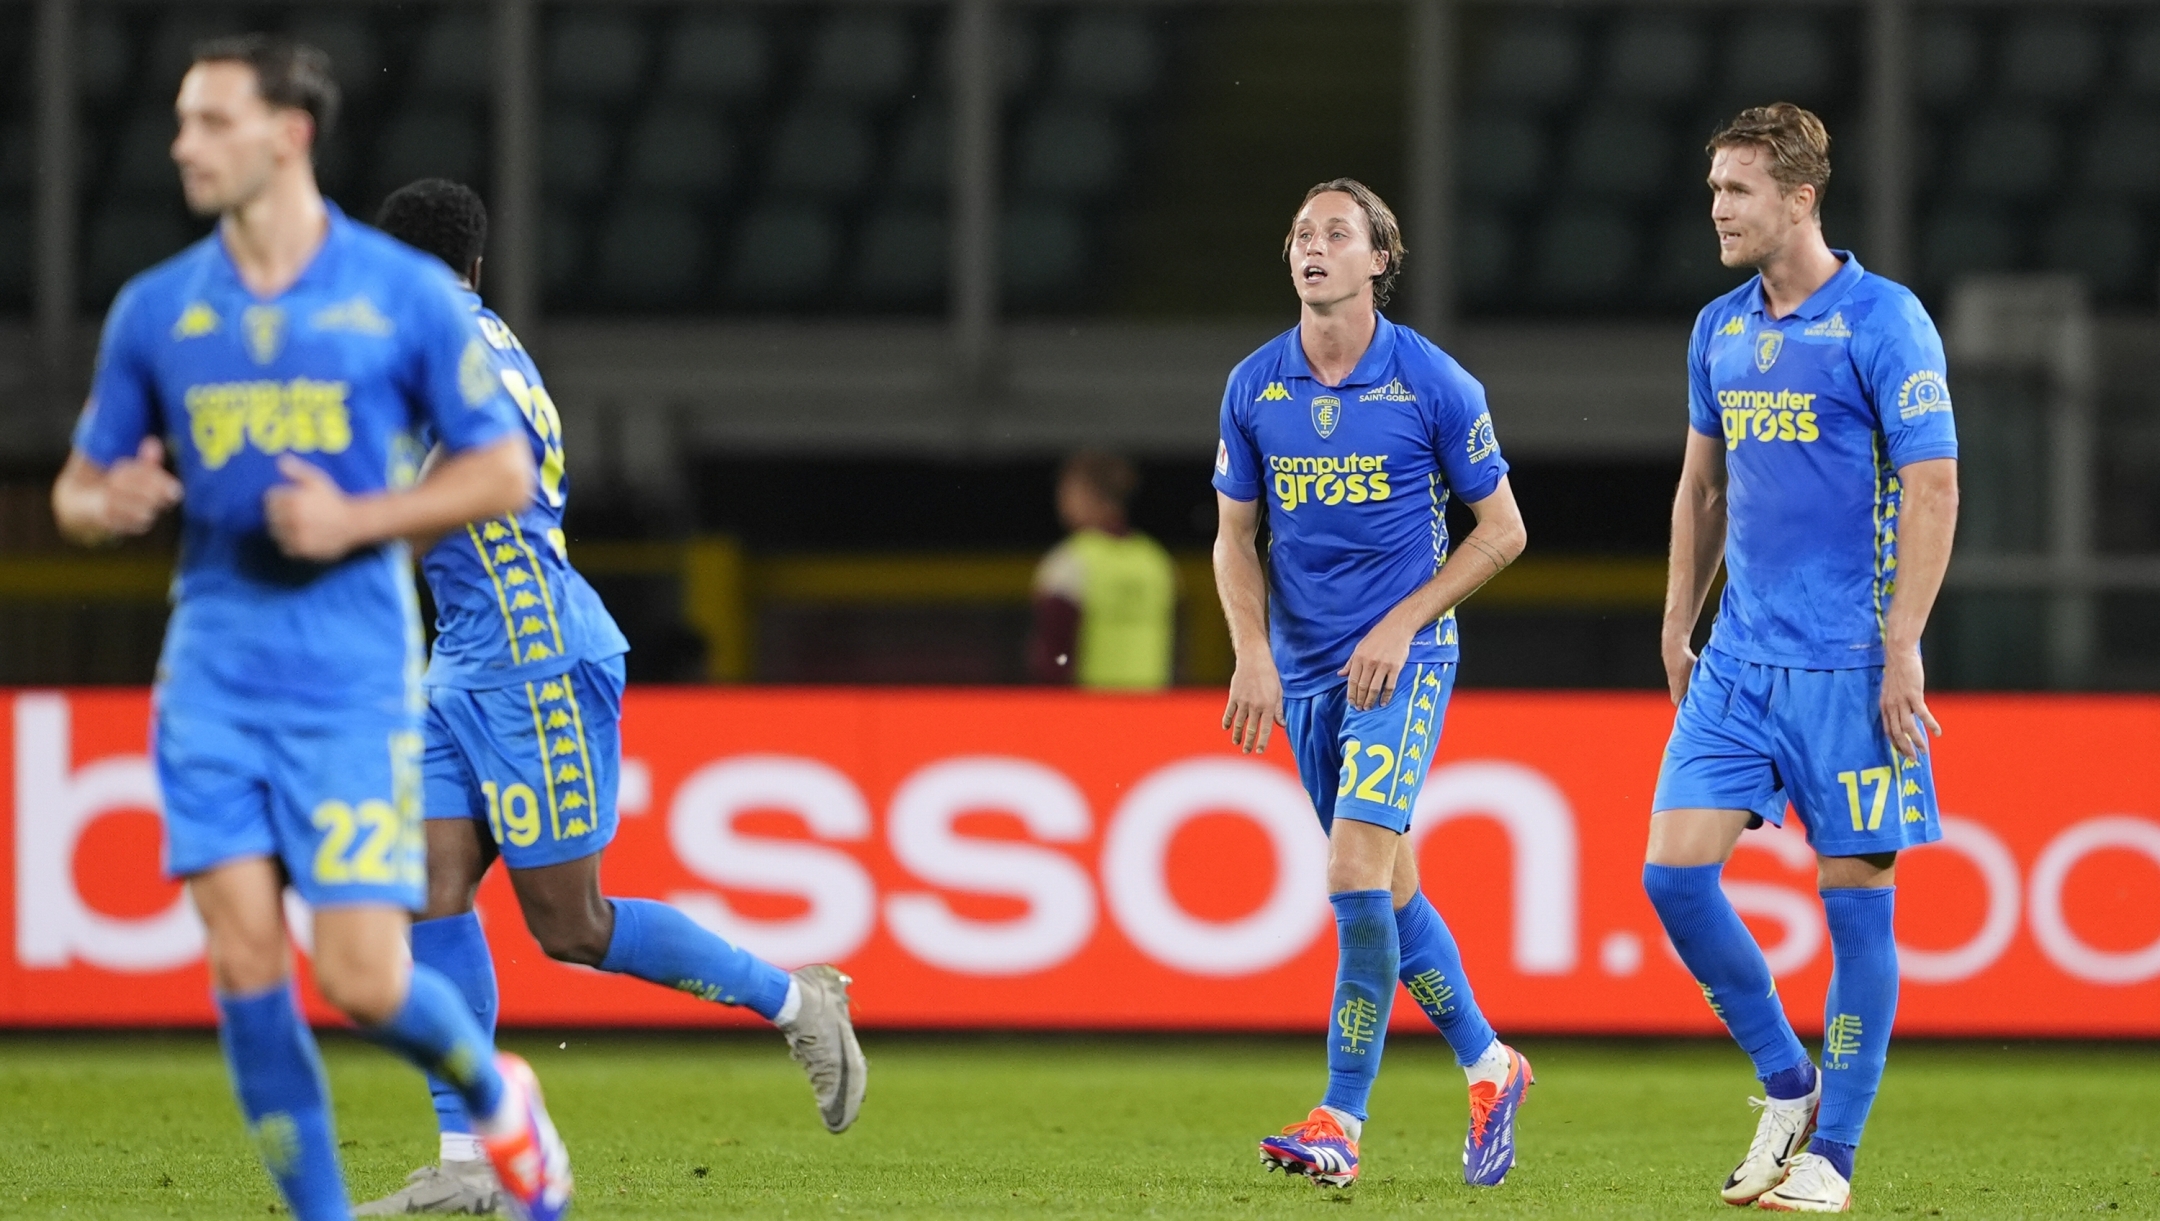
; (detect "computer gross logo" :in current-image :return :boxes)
[1268,454,1392,512]
[1716,389,1821,451]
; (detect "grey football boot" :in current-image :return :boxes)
[354,1160,502,1215]
[781,964,868,1133]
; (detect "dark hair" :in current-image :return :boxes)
[1283,178,1406,307]
[376,179,490,274]
[191,34,341,143]
[1708,103,1832,215]
[1061,449,1139,509]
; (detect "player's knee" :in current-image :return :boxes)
[313,957,406,1026]
[203,924,290,995]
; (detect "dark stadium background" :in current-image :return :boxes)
[0,0,2154,694]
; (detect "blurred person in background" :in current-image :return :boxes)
[48,36,570,1221]
[361,178,866,1216]
[1027,449,1177,690]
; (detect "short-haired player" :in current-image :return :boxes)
[1215,180,1533,1188]
[356,178,866,1216]
[51,36,571,1221]
[1643,104,1960,1213]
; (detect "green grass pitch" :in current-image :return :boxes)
[1,1033,2153,1218]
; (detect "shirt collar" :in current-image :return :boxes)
[1280,312,1399,387]
[1750,250,1864,323]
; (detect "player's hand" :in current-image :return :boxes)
[1223,655,1285,754]
[1880,644,1940,762]
[1340,616,1415,712]
[264,455,365,561]
[1662,637,1698,705]
[100,437,182,537]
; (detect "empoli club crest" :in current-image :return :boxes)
[1311,394,1341,439]
[1754,329,1784,372]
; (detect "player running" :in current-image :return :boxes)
[1215,180,1533,1189]
[356,179,865,1216]
[1643,104,1959,1213]
[51,37,570,1221]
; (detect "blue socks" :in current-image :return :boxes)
[412,912,499,1138]
[1643,863,1812,1083]
[1394,891,1498,1065]
[600,897,792,1020]
[217,985,349,1221]
[369,964,506,1125]
[1321,890,1398,1122]
[1814,887,1898,1157]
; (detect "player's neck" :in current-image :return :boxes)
[1298,298,1377,388]
[1753,227,1842,321]
[218,168,330,300]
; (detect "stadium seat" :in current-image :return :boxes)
[1015,103,1121,198]
[933,12,1040,95]
[765,101,874,198]
[1055,12,1163,100]
[1002,203,1084,296]
[626,107,733,194]
[1454,210,1514,302]
[1999,15,2100,100]
[1530,206,1638,304]
[1921,208,2020,285]
[286,11,380,101]
[75,11,131,103]
[0,206,26,305]
[2080,107,2160,196]
[110,106,180,193]
[543,108,613,199]
[411,9,492,98]
[662,11,771,99]
[2040,204,2146,297]
[726,204,840,302]
[0,122,27,194]
[1563,109,1672,200]
[2127,17,2160,95]
[1459,112,1546,202]
[595,201,704,302]
[543,205,584,294]
[147,8,247,90]
[852,205,947,302]
[373,105,485,199]
[1722,15,1836,104]
[1654,215,1744,304]
[85,202,198,301]
[1602,13,1707,102]
[1915,13,1981,106]
[547,10,648,102]
[807,11,916,100]
[887,105,947,196]
[1472,15,1584,108]
[1954,110,2060,199]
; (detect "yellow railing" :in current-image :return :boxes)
[0,540,1669,684]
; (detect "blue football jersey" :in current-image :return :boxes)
[1689,253,1959,670]
[73,204,524,723]
[1213,314,1509,696]
[418,293,628,689]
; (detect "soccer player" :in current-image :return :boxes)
[1214,179,1533,1188]
[50,37,572,1221]
[1643,104,1958,1213]
[357,179,865,1216]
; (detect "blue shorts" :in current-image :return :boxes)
[1286,662,1457,835]
[1653,648,1942,856]
[421,656,623,869]
[155,703,426,908]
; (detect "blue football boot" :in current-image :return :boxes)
[1463,1044,1533,1186]
[1259,1107,1359,1187]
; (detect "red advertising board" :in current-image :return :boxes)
[3,688,2157,1035]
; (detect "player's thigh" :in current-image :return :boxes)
[264,720,428,911]
[453,660,625,871]
[186,855,292,994]
[1768,666,1943,858]
[419,692,499,916]
[1283,686,1347,831]
[1333,661,1455,836]
[1645,808,1756,866]
[1652,651,1786,832]
[153,704,279,883]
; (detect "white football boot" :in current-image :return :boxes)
[1719,1080,1821,1205]
[1755,1151,1852,1212]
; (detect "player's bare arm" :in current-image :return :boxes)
[52,438,184,546]
[1879,457,1957,760]
[1339,476,1526,711]
[265,434,533,562]
[1660,428,1729,703]
[1214,490,1281,754]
